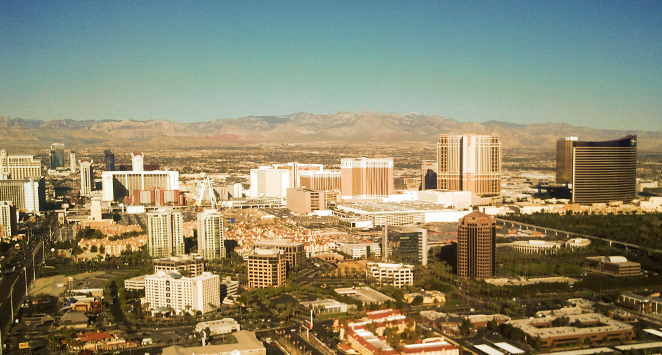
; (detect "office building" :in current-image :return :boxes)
[437,134,501,196]
[556,136,637,204]
[197,209,225,259]
[69,150,76,173]
[147,209,185,258]
[457,211,495,279]
[249,167,289,198]
[340,157,394,200]
[0,178,45,212]
[101,170,179,202]
[0,149,42,180]
[104,150,115,171]
[337,242,382,259]
[154,255,205,277]
[286,188,339,214]
[50,143,66,169]
[247,248,286,288]
[299,170,341,191]
[79,158,93,196]
[144,270,220,315]
[220,276,239,300]
[366,262,414,288]
[386,226,427,265]
[252,238,305,273]
[421,161,438,190]
[0,201,17,239]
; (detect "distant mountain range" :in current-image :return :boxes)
[1,111,660,150]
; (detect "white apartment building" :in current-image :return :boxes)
[147,209,184,258]
[144,270,220,315]
[366,262,414,287]
[249,167,289,198]
[197,209,225,259]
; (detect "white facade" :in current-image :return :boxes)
[366,262,414,287]
[132,152,144,172]
[147,209,184,258]
[195,318,240,335]
[249,167,289,198]
[101,170,179,202]
[144,271,220,315]
[24,178,44,212]
[197,209,225,259]
[338,243,381,259]
[416,190,473,209]
[79,159,93,196]
[0,201,16,238]
[0,149,42,180]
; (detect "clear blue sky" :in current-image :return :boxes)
[1,1,661,130]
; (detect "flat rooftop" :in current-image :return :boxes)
[337,200,455,213]
[508,313,633,339]
[335,287,395,304]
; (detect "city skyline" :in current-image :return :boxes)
[1,1,661,131]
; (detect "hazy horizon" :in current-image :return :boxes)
[2,1,661,131]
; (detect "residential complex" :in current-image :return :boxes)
[197,209,225,259]
[556,135,637,204]
[340,157,394,200]
[457,211,495,279]
[147,209,185,258]
[247,248,286,288]
[144,270,220,315]
[437,134,501,196]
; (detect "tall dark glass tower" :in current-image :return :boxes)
[556,135,637,204]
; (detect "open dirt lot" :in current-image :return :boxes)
[29,269,136,296]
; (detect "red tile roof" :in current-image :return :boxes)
[78,332,113,342]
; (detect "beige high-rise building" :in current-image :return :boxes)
[144,270,220,315]
[457,211,495,279]
[340,157,394,200]
[437,134,501,196]
[247,248,286,288]
[70,150,77,173]
[0,201,17,239]
[147,209,185,258]
[197,209,225,259]
[299,170,341,191]
[79,158,93,196]
[252,238,305,273]
[154,255,205,277]
[0,149,42,180]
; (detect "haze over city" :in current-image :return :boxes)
[2,1,661,131]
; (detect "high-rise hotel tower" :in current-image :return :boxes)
[437,134,501,196]
[197,209,225,259]
[340,157,394,200]
[147,209,185,258]
[556,135,637,204]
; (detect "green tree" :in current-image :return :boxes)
[411,295,424,306]
[90,245,98,252]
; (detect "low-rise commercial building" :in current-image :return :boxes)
[619,293,662,314]
[300,299,354,314]
[195,318,240,335]
[507,313,634,348]
[366,262,414,287]
[338,242,381,259]
[162,330,265,355]
[335,287,394,305]
[511,240,561,254]
[404,290,446,305]
[586,256,641,277]
[401,340,458,355]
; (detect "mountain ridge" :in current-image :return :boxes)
[1,112,660,150]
